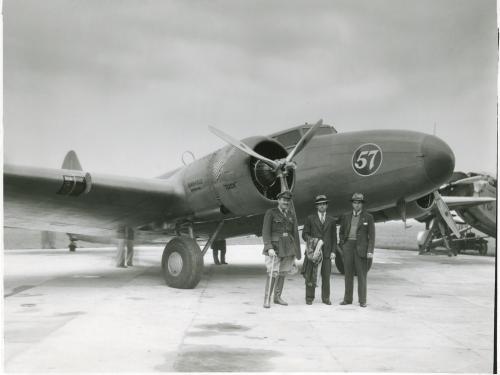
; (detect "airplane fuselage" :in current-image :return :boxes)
[172,129,454,239]
[4,129,455,242]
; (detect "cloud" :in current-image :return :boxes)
[4,0,497,176]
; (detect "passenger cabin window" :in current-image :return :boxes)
[273,130,301,149]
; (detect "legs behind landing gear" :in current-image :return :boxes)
[126,239,134,266]
[212,249,221,265]
[116,227,134,267]
[116,239,127,267]
[211,240,227,265]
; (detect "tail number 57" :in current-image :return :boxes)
[355,150,379,170]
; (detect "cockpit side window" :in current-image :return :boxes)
[302,126,336,135]
[273,130,301,149]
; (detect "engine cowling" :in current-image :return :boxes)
[181,136,292,219]
[372,193,435,222]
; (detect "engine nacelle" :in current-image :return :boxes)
[181,136,292,219]
[372,193,435,222]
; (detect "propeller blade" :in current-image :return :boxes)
[209,126,278,169]
[285,119,323,163]
[433,191,461,238]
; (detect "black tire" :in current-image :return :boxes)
[69,243,76,252]
[161,237,204,289]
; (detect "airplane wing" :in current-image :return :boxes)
[442,196,496,209]
[4,164,190,238]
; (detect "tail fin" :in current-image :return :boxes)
[62,150,83,170]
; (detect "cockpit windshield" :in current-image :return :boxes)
[271,125,337,149]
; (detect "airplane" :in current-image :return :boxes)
[442,172,496,238]
[415,171,496,255]
[6,119,485,289]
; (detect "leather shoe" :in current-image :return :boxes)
[306,301,312,305]
[274,296,288,306]
[322,300,332,305]
[360,303,367,308]
[339,301,351,305]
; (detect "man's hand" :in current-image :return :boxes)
[330,253,336,260]
[367,252,373,259]
[268,249,276,257]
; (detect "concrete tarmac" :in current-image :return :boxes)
[4,246,495,372]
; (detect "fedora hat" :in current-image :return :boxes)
[315,195,329,205]
[350,192,365,202]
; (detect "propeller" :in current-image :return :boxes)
[208,125,278,169]
[285,119,322,165]
[209,119,323,194]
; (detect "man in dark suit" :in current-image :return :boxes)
[262,190,301,308]
[338,193,375,307]
[302,195,337,305]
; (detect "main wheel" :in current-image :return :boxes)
[161,237,204,289]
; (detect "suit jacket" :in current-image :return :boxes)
[262,207,301,259]
[302,213,337,258]
[338,210,375,257]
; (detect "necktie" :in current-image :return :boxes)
[321,214,325,224]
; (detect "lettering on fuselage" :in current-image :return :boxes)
[224,182,237,190]
[352,143,383,176]
[187,178,204,192]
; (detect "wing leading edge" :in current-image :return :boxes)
[441,195,496,209]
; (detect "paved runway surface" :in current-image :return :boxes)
[4,246,495,372]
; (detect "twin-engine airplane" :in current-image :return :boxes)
[5,120,475,288]
[415,171,496,255]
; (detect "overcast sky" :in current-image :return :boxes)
[4,0,497,178]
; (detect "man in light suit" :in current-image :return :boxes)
[338,193,375,307]
[302,195,337,305]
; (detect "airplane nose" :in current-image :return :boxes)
[421,135,455,185]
